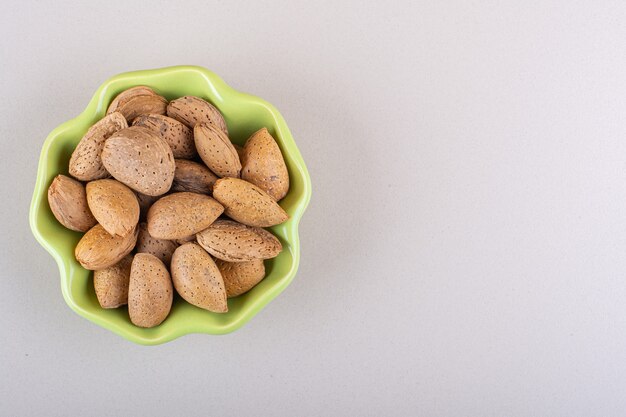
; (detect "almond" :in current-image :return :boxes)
[147,192,223,240]
[128,253,173,328]
[167,96,228,135]
[93,255,132,308]
[194,123,241,178]
[75,224,138,270]
[101,126,175,196]
[212,178,288,227]
[47,175,97,232]
[114,94,167,123]
[216,259,265,298]
[132,114,196,159]
[171,243,228,312]
[106,86,157,114]
[68,112,127,181]
[196,220,282,262]
[171,159,218,194]
[135,222,178,265]
[86,179,139,237]
[242,127,290,201]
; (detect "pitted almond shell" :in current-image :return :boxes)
[135,222,178,265]
[242,127,290,201]
[75,224,138,270]
[68,112,128,181]
[171,159,218,194]
[216,259,265,298]
[132,114,196,159]
[171,243,228,312]
[194,123,241,178]
[114,94,167,123]
[166,96,228,135]
[101,126,175,196]
[106,86,157,114]
[212,177,288,227]
[93,255,132,308]
[128,253,173,328]
[86,179,139,237]
[147,192,223,240]
[196,219,282,262]
[47,175,97,232]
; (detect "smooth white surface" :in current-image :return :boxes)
[2,1,626,416]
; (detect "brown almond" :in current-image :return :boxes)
[147,192,223,240]
[171,243,228,312]
[194,123,241,178]
[75,224,138,270]
[242,127,290,201]
[114,94,167,123]
[107,86,157,114]
[128,253,173,328]
[47,175,97,232]
[216,259,265,298]
[93,255,132,308]
[101,126,175,196]
[68,112,128,181]
[212,178,288,227]
[132,114,196,159]
[196,220,282,262]
[86,179,139,237]
[167,96,228,135]
[171,159,218,194]
[135,222,178,265]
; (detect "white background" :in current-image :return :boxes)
[2,1,626,416]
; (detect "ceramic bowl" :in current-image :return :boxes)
[29,66,311,345]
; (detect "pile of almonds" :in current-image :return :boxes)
[47,86,290,328]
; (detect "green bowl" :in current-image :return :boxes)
[29,66,311,345]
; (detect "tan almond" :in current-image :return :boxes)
[128,253,173,328]
[114,94,167,123]
[107,86,157,114]
[171,159,218,194]
[194,123,241,178]
[132,114,196,159]
[216,259,265,298]
[93,255,132,308]
[47,175,97,232]
[171,243,228,312]
[147,192,223,240]
[212,178,288,227]
[242,127,290,201]
[86,179,139,237]
[75,224,138,270]
[101,126,175,196]
[196,220,282,262]
[135,222,178,265]
[166,96,228,134]
[68,112,128,181]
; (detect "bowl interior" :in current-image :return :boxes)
[30,66,311,345]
